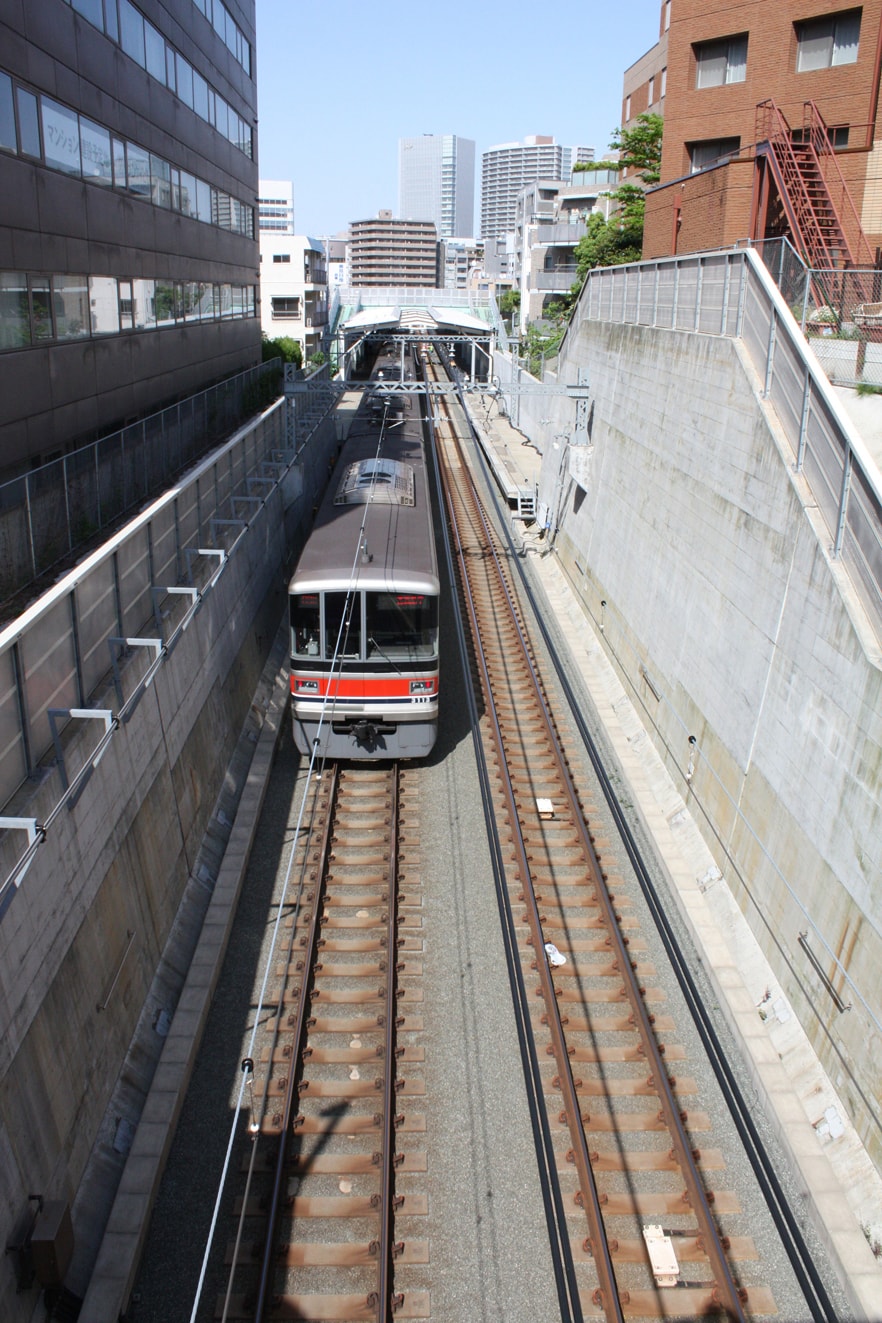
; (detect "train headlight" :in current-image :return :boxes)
[409,680,433,694]
[296,679,318,692]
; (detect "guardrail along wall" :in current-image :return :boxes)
[0,360,281,605]
[539,246,882,1174]
[0,389,341,1322]
[571,248,882,639]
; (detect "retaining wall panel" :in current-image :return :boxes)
[76,561,118,701]
[549,312,882,1168]
[0,650,27,807]
[19,596,78,755]
[117,531,153,640]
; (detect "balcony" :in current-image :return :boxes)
[534,267,578,291]
[539,223,586,244]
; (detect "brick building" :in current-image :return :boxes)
[643,0,882,265]
[622,3,669,145]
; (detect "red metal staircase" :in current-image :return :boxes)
[755,99,876,269]
[755,99,877,320]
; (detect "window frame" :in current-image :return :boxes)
[688,136,742,173]
[795,9,861,72]
[694,33,748,88]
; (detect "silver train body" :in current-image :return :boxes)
[288,356,439,759]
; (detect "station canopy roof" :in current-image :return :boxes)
[340,306,491,337]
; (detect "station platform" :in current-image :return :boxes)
[463,389,541,521]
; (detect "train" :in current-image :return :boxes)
[288,347,440,759]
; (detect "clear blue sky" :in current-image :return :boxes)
[255,0,663,237]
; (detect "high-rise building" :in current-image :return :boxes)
[398,134,475,239]
[0,0,260,482]
[259,180,295,234]
[349,211,439,287]
[480,136,595,241]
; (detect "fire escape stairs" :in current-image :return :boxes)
[755,99,877,313]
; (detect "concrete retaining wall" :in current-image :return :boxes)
[0,414,338,1320]
[532,317,882,1168]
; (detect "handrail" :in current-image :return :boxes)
[755,100,846,270]
[802,101,877,270]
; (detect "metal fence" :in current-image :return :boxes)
[748,236,882,390]
[569,246,882,640]
[0,360,281,605]
[0,397,293,819]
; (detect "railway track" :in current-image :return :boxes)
[218,760,429,1321]
[429,364,777,1322]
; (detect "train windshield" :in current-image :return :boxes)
[366,592,437,661]
[324,592,362,659]
[290,594,320,657]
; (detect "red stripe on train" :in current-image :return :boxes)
[291,674,438,699]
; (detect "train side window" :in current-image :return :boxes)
[324,592,362,659]
[290,593,320,657]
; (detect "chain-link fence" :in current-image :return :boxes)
[0,360,282,607]
[750,237,882,390]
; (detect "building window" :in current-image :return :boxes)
[661,66,667,98]
[0,72,14,152]
[664,0,671,32]
[648,75,655,104]
[16,87,40,158]
[272,297,300,319]
[793,123,851,149]
[0,272,30,348]
[796,11,861,70]
[41,98,82,175]
[689,137,741,172]
[272,254,291,263]
[694,34,748,87]
[1,269,256,350]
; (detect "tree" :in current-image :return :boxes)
[571,112,663,281]
[578,112,664,187]
[498,288,520,323]
[262,334,302,368]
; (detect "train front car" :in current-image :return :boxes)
[288,382,439,760]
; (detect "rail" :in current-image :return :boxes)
[434,362,752,1318]
[567,246,882,642]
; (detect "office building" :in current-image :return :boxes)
[480,136,594,241]
[258,179,295,233]
[349,211,439,287]
[0,0,260,481]
[398,134,475,239]
[440,238,483,291]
